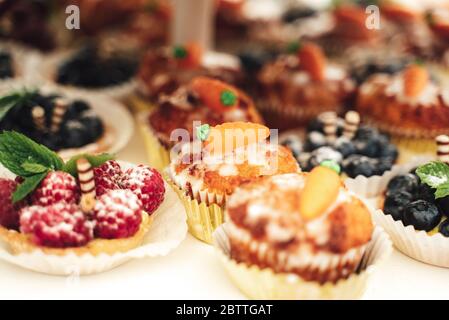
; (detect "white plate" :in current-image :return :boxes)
[0,80,134,159]
[0,161,188,275]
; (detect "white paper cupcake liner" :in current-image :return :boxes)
[345,156,449,268]
[213,224,392,300]
[0,162,188,276]
[0,80,134,159]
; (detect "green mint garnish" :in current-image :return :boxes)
[220,90,237,107]
[286,41,300,54]
[196,124,210,141]
[21,162,48,174]
[63,153,115,177]
[12,171,49,203]
[320,160,341,174]
[173,45,188,59]
[0,89,36,122]
[416,161,449,199]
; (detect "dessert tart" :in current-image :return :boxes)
[138,76,263,170]
[257,42,355,129]
[280,111,399,178]
[168,122,299,243]
[346,137,449,267]
[213,164,392,299]
[0,86,121,158]
[356,62,449,161]
[0,131,166,259]
[134,42,243,111]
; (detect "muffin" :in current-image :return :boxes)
[139,76,263,170]
[0,131,165,256]
[225,165,373,284]
[257,42,355,129]
[168,122,299,243]
[280,111,399,178]
[356,62,449,161]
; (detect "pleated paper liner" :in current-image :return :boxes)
[213,224,392,300]
[167,180,225,244]
[345,156,449,268]
[137,111,171,172]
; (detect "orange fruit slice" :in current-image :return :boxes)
[203,122,270,155]
[298,43,326,82]
[300,166,341,221]
[403,64,429,98]
[190,76,240,112]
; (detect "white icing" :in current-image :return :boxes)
[202,51,240,70]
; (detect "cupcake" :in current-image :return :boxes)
[214,164,390,299]
[0,131,166,257]
[168,122,299,243]
[139,76,263,170]
[257,42,355,129]
[135,42,243,110]
[356,62,449,161]
[280,111,399,178]
[0,87,114,157]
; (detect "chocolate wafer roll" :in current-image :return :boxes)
[321,111,337,142]
[76,158,96,213]
[32,106,46,132]
[343,111,360,139]
[436,135,449,164]
[51,98,68,133]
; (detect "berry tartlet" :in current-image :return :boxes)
[280,111,399,178]
[0,132,166,259]
[257,42,355,129]
[214,165,392,299]
[134,42,243,111]
[0,86,124,158]
[356,62,449,161]
[168,122,299,243]
[139,76,263,170]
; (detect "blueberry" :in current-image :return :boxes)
[384,191,413,221]
[403,200,442,231]
[342,155,375,178]
[379,143,398,161]
[334,137,356,157]
[306,156,320,171]
[79,113,104,141]
[280,135,303,159]
[374,157,394,175]
[238,50,272,74]
[61,120,90,148]
[436,196,449,218]
[386,174,419,195]
[355,126,379,141]
[414,183,436,203]
[0,51,13,79]
[311,146,343,164]
[439,219,449,237]
[306,118,323,133]
[304,131,326,151]
[353,138,380,157]
[282,7,316,23]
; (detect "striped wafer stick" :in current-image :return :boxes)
[31,106,46,132]
[76,158,96,213]
[321,111,338,142]
[436,135,449,164]
[343,111,360,139]
[51,98,68,133]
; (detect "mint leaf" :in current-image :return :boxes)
[12,170,48,203]
[0,89,36,122]
[63,153,115,177]
[21,162,48,174]
[416,161,449,199]
[0,131,64,176]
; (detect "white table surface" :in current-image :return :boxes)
[1,119,448,300]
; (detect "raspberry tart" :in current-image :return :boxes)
[257,42,355,129]
[139,76,263,170]
[168,121,299,243]
[0,131,165,257]
[280,111,399,178]
[213,164,392,299]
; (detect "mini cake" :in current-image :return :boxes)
[140,76,263,170]
[0,132,165,256]
[280,111,399,178]
[137,43,243,106]
[257,42,355,129]
[168,122,299,243]
[0,88,107,153]
[56,45,138,89]
[356,62,449,160]
[226,165,374,284]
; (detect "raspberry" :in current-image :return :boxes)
[120,165,165,214]
[93,160,123,196]
[31,171,80,206]
[0,178,26,230]
[93,189,143,239]
[20,203,93,248]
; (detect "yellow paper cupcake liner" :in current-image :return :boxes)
[168,181,224,244]
[213,225,392,300]
[137,112,170,172]
[127,94,157,113]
